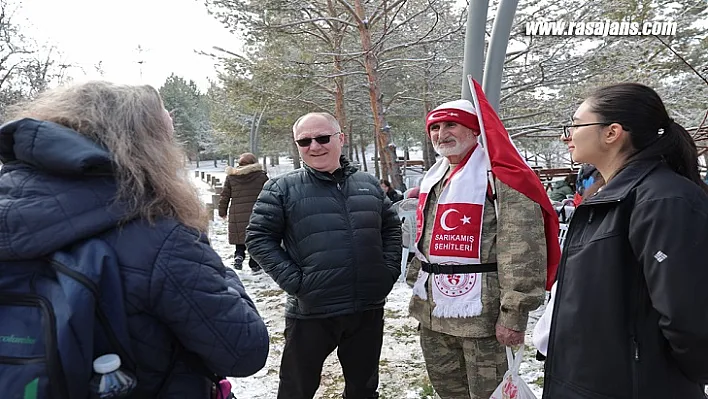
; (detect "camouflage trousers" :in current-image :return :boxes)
[420,326,507,399]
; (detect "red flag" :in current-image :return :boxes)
[468,77,560,290]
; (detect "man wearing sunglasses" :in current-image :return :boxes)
[246,112,402,399]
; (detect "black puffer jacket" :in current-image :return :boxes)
[543,160,708,399]
[246,157,402,319]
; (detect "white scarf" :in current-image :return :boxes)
[412,144,488,318]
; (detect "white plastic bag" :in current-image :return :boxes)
[490,346,537,399]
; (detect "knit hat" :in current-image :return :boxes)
[425,99,481,134]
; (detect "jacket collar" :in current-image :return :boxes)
[226,163,263,176]
[303,155,358,181]
[583,159,661,204]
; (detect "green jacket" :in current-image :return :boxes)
[407,178,547,337]
[549,181,574,202]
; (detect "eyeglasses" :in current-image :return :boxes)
[561,122,614,139]
[295,132,341,147]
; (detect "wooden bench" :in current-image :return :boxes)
[396,160,425,167]
[533,167,579,181]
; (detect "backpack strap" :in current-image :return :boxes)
[154,341,224,398]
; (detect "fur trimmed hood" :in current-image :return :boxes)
[225,163,264,176]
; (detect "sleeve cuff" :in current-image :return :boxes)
[498,307,528,332]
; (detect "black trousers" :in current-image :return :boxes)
[277,308,384,399]
[234,244,260,271]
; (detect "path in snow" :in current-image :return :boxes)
[192,174,547,399]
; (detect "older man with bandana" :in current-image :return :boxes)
[407,89,560,399]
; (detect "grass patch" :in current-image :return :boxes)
[384,308,402,318]
[270,332,284,345]
[319,372,345,397]
[533,375,544,386]
[417,374,435,398]
[391,324,417,339]
[257,289,284,298]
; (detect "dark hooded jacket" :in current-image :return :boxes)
[218,163,268,245]
[543,160,708,399]
[0,119,269,398]
[245,156,402,319]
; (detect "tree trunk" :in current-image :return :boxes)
[352,0,402,187]
[373,135,380,178]
[422,81,437,170]
[250,103,267,156]
[359,130,368,172]
[333,55,350,160]
[290,141,301,169]
[327,0,352,161]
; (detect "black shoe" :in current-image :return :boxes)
[233,256,244,270]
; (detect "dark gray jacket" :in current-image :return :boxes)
[245,157,402,319]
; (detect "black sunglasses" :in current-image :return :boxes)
[295,132,341,147]
[561,122,615,139]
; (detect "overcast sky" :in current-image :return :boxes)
[17,0,240,91]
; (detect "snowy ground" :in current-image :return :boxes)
[190,165,548,399]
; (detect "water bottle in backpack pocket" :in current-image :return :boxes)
[0,239,135,399]
[89,354,137,399]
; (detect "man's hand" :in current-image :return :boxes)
[220,216,227,221]
[496,323,525,346]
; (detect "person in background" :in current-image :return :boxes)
[572,163,602,206]
[546,83,708,398]
[0,81,269,397]
[246,112,401,399]
[379,179,403,203]
[218,152,268,273]
[549,175,575,201]
[398,186,420,264]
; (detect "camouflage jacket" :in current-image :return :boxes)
[408,176,547,338]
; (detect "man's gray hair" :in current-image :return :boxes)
[292,112,341,135]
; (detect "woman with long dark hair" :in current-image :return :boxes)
[544,83,708,398]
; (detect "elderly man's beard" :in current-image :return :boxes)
[433,132,477,158]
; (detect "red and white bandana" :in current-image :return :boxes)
[412,144,487,318]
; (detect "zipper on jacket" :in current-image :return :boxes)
[333,179,358,311]
[630,257,645,399]
[631,336,640,399]
[50,260,136,371]
[0,355,45,365]
[0,294,70,399]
